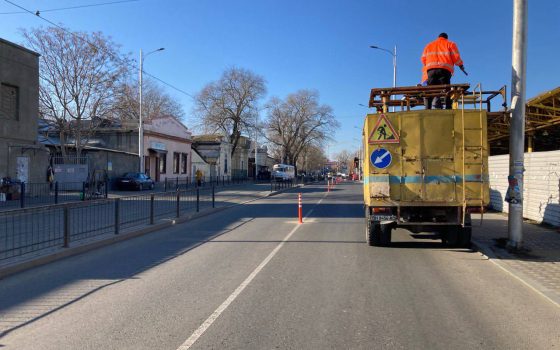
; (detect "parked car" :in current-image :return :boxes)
[116,172,155,191]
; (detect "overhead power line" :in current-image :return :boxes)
[3,0,194,100]
[0,0,140,15]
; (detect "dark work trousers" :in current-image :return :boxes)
[424,68,452,109]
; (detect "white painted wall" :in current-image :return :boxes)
[489,150,560,226]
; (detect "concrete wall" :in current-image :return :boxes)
[489,150,560,226]
[0,39,49,183]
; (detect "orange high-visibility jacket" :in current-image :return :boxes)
[421,37,464,75]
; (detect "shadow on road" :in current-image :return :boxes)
[0,183,363,338]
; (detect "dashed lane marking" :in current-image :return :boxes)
[177,195,326,349]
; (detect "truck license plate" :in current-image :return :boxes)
[372,215,396,222]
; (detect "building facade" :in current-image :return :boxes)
[45,116,193,182]
[192,135,232,179]
[248,144,271,179]
[0,38,48,183]
[143,116,192,182]
[190,148,211,180]
[231,135,251,178]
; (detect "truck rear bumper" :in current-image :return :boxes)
[365,204,480,227]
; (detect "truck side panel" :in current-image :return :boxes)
[363,110,489,208]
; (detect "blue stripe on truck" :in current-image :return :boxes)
[364,175,488,184]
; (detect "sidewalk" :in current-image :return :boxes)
[472,212,560,306]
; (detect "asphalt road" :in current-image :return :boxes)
[0,182,558,349]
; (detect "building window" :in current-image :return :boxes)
[173,152,180,174]
[181,153,188,174]
[0,84,19,120]
[224,158,228,174]
[160,154,167,174]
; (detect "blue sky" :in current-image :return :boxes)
[1,0,559,158]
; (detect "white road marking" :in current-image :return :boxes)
[177,195,325,349]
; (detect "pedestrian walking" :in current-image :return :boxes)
[47,165,55,190]
[196,169,203,187]
[421,33,465,109]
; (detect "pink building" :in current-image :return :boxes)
[143,116,192,182]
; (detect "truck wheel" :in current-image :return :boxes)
[459,213,472,248]
[444,226,461,247]
[365,207,383,246]
[459,226,472,248]
[365,208,374,246]
[379,224,392,246]
[366,220,374,246]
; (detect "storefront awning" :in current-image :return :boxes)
[148,148,168,155]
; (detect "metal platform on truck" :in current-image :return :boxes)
[369,83,507,113]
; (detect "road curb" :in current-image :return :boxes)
[471,239,560,309]
[0,186,300,280]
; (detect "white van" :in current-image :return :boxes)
[272,164,295,182]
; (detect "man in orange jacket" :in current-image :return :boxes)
[421,33,465,109]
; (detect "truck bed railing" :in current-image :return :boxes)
[368,84,508,113]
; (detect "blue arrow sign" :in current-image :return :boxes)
[370,148,392,169]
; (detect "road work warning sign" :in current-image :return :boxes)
[368,114,399,144]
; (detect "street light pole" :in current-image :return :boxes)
[139,49,143,172]
[370,44,397,112]
[392,45,397,89]
[138,47,164,173]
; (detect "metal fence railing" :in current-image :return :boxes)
[0,181,90,211]
[0,177,322,262]
[0,182,271,262]
[155,176,249,192]
[0,177,251,211]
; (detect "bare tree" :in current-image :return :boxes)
[115,78,184,122]
[22,26,128,158]
[296,144,327,173]
[265,90,339,167]
[334,149,352,173]
[193,67,266,156]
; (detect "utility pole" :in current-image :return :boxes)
[508,0,528,250]
[255,113,258,179]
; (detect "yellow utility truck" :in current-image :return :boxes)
[363,84,506,247]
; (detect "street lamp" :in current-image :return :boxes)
[369,44,397,111]
[139,47,165,173]
[254,114,258,180]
